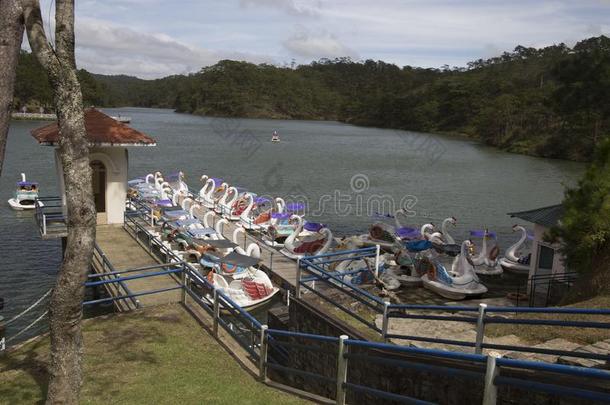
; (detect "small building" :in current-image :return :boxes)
[509,204,574,304]
[31,108,156,226]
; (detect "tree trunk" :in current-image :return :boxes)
[23,1,96,403]
[0,0,24,176]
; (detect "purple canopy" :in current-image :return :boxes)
[17,181,38,187]
[304,222,326,232]
[397,227,419,239]
[470,230,497,239]
[255,196,270,204]
[286,203,306,212]
[271,212,291,220]
[155,199,173,207]
[210,178,224,186]
[527,232,534,240]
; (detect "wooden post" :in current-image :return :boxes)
[180,265,187,305]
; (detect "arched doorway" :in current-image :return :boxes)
[91,160,106,222]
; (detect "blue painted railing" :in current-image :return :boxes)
[299,249,610,361]
[117,188,610,404]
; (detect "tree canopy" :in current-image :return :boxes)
[14,36,610,161]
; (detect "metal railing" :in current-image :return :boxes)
[298,249,610,362]
[120,181,610,404]
[529,271,579,307]
[34,197,66,237]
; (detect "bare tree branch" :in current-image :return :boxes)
[0,0,24,176]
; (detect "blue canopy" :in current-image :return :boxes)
[405,240,432,252]
[163,210,188,219]
[188,227,217,238]
[155,199,173,207]
[176,218,200,227]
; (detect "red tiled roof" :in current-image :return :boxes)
[31,108,156,146]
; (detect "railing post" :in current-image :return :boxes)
[295,259,302,298]
[381,301,390,341]
[482,351,501,405]
[259,325,268,382]
[150,206,154,227]
[213,289,220,337]
[336,335,349,405]
[475,303,487,354]
[180,265,187,305]
[42,214,47,235]
[374,244,381,277]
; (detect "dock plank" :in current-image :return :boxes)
[94,225,181,308]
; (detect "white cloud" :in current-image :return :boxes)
[283,29,358,60]
[239,0,323,16]
[74,18,273,78]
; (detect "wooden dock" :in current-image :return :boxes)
[92,225,181,310]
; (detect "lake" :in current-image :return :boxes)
[0,107,584,343]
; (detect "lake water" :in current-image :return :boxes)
[0,107,584,343]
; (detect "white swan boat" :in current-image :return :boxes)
[421,240,488,300]
[280,215,333,259]
[498,225,531,275]
[468,229,503,276]
[8,173,41,210]
[271,130,280,143]
[208,269,280,312]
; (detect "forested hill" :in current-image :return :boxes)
[13,36,610,161]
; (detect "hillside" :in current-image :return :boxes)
[13,36,610,161]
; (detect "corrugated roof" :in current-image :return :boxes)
[508,204,563,228]
[31,108,156,146]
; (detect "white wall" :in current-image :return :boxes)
[89,147,128,224]
[54,147,128,225]
[527,223,567,292]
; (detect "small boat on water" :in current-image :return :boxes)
[499,225,532,275]
[111,115,131,123]
[8,173,41,210]
[271,131,280,143]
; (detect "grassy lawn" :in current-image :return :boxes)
[0,305,309,405]
[486,295,610,345]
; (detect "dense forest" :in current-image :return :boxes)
[13,36,610,161]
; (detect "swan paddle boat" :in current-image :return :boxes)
[421,240,488,300]
[468,230,503,276]
[280,216,333,259]
[271,130,280,143]
[207,268,280,312]
[8,173,41,210]
[498,225,532,275]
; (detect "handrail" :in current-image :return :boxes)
[119,179,610,405]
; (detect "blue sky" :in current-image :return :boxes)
[35,0,610,78]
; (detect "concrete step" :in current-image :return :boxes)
[558,339,610,369]
[504,338,581,363]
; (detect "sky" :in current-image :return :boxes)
[32,0,610,79]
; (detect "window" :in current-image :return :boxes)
[538,245,555,270]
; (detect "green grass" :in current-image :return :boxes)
[0,305,309,405]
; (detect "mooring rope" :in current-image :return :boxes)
[5,289,52,326]
[6,310,49,344]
